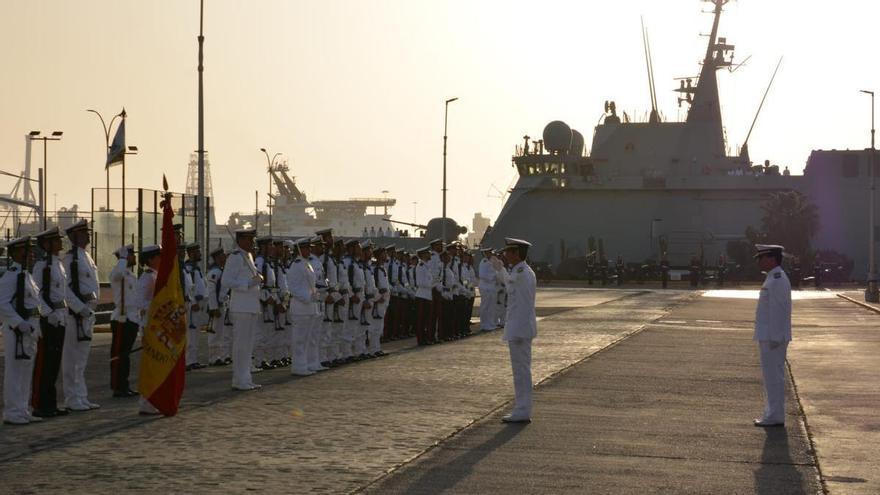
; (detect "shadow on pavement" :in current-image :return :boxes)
[753,427,806,495]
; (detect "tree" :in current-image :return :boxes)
[751,191,820,257]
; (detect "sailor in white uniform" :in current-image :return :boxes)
[752,244,792,427]
[288,238,318,376]
[478,248,497,331]
[500,238,537,424]
[1,237,50,425]
[206,246,231,366]
[307,237,329,372]
[221,229,263,391]
[184,243,208,370]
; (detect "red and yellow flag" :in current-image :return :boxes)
[138,187,186,416]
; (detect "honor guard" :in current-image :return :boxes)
[446,243,465,339]
[30,227,71,418]
[752,244,792,427]
[383,245,399,341]
[428,239,444,342]
[358,241,376,359]
[500,238,537,424]
[253,236,277,370]
[405,252,418,338]
[478,247,497,332]
[206,246,232,366]
[343,239,366,360]
[62,219,101,412]
[330,239,351,366]
[307,237,329,372]
[2,237,51,424]
[136,245,162,415]
[184,243,208,370]
[460,251,477,337]
[413,247,435,345]
[311,233,334,370]
[438,249,457,341]
[221,228,263,391]
[288,238,318,375]
[273,239,292,367]
[494,250,509,328]
[109,244,140,397]
[369,246,389,356]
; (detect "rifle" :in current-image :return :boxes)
[13,261,32,360]
[69,246,92,342]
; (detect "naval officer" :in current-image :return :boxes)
[752,244,792,427]
[221,228,263,391]
[500,238,537,424]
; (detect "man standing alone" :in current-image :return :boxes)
[753,244,792,427]
[501,238,536,424]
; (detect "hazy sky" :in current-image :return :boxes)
[2,0,879,231]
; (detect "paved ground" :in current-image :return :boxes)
[0,287,877,494]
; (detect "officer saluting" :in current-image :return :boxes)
[500,238,537,424]
[752,244,792,427]
[109,243,139,397]
[1,237,50,425]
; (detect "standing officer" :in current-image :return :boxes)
[752,244,792,427]
[184,243,208,370]
[221,228,263,391]
[500,238,537,424]
[31,227,70,417]
[478,247,497,332]
[370,246,389,357]
[307,237,329,372]
[206,246,231,366]
[109,244,140,397]
[288,238,318,376]
[253,236,276,370]
[1,237,50,425]
[414,247,434,345]
[461,251,477,337]
[62,219,100,412]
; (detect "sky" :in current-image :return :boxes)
[2,0,879,233]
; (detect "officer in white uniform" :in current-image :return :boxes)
[288,238,318,375]
[752,244,792,427]
[221,228,263,390]
[253,236,277,370]
[206,246,231,366]
[478,247,498,331]
[307,237,329,372]
[344,240,366,360]
[184,243,208,370]
[61,219,101,412]
[1,237,50,425]
[370,246,389,356]
[500,238,537,424]
[109,243,140,397]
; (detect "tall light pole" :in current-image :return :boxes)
[861,89,878,302]
[442,97,458,242]
[196,0,207,264]
[121,143,139,243]
[260,148,283,235]
[28,130,63,229]
[86,109,125,211]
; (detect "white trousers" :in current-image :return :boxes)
[231,312,258,388]
[368,301,387,354]
[307,314,324,370]
[479,287,497,330]
[507,338,533,419]
[758,341,789,423]
[3,322,38,423]
[342,300,363,358]
[208,312,232,362]
[290,314,313,373]
[62,313,95,409]
[187,305,208,365]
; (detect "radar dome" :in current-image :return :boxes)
[425,217,468,243]
[569,129,585,156]
[543,121,572,154]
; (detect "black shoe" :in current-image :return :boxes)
[185,364,194,372]
[374,351,386,357]
[224,358,233,365]
[320,361,332,368]
[269,360,281,368]
[113,389,137,398]
[53,408,70,416]
[211,359,225,367]
[259,361,272,370]
[31,409,57,418]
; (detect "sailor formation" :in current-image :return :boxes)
[0,223,521,423]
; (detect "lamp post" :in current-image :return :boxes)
[196,0,207,266]
[861,90,878,302]
[27,130,63,229]
[121,144,138,243]
[86,109,125,211]
[442,97,458,242]
[260,148,283,235]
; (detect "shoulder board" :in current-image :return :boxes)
[294,259,302,263]
[517,267,524,273]
[231,249,241,254]
[773,272,782,279]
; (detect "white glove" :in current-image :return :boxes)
[79,306,93,318]
[248,276,262,288]
[17,320,33,333]
[118,245,129,258]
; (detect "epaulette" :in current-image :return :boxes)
[294,259,302,263]
[773,272,781,279]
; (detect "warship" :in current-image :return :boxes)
[482,0,878,279]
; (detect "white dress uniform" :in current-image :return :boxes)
[503,252,537,422]
[288,249,318,375]
[754,263,792,425]
[62,245,100,411]
[478,256,498,331]
[253,253,277,367]
[184,260,208,367]
[332,255,351,360]
[318,252,339,364]
[344,255,366,358]
[370,261,389,355]
[1,259,50,424]
[221,247,263,390]
[109,252,141,394]
[358,259,377,356]
[308,252,328,371]
[272,257,291,363]
[206,262,231,363]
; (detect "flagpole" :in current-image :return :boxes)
[121,111,127,244]
[196,0,206,266]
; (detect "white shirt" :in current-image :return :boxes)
[137,268,157,327]
[414,261,433,301]
[0,262,50,329]
[478,258,496,290]
[63,247,99,313]
[109,258,140,323]
[503,260,537,342]
[206,264,227,312]
[754,265,792,342]
[32,255,68,313]
[287,256,318,316]
[221,249,261,313]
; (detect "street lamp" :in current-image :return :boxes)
[861,89,878,302]
[28,130,63,229]
[86,109,125,211]
[442,97,458,242]
[260,148,283,235]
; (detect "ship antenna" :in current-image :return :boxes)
[741,56,784,159]
[641,17,660,123]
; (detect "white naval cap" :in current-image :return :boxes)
[504,237,532,248]
[5,236,33,250]
[35,226,62,241]
[416,246,431,255]
[209,245,225,257]
[429,238,443,246]
[140,244,161,256]
[64,219,90,235]
[754,244,785,258]
[115,243,135,257]
[234,227,257,238]
[295,238,312,247]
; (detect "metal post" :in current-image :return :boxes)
[863,90,879,302]
[196,0,207,268]
[38,168,43,230]
[442,97,458,242]
[122,142,126,244]
[42,139,48,229]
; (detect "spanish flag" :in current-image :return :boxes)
[138,181,186,416]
